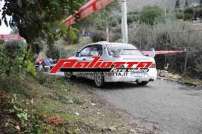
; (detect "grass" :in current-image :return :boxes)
[0,73,128,134]
[0,73,86,133]
[0,73,156,134]
[180,75,202,87]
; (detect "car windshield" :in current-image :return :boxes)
[108,45,143,56]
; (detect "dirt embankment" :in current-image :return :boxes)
[159,70,202,88]
[0,74,159,134]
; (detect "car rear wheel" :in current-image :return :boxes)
[137,81,149,86]
[94,72,104,88]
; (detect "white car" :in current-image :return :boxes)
[64,42,157,87]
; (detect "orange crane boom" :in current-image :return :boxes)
[63,0,113,27]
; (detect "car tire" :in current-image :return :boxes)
[64,72,75,80]
[94,72,104,88]
[137,81,149,86]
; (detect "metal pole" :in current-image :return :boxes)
[121,0,128,43]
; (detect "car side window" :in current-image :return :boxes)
[80,45,103,57]
[80,47,91,57]
[89,47,99,56]
[89,45,103,57]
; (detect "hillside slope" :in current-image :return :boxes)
[127,0,200,11]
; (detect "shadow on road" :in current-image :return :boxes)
[67,77,148,90]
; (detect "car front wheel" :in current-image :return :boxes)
[94,72,104,88]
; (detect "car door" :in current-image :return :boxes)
[78,44,102,61]
[79,46,92,61]
[76,44,103,79]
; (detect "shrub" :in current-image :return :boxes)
[176,6,202,21]
[129,21,202,78]
[91,31,106,42]
[128,11,139,24]
[0,41,36,76]
[184,8,194,20]
[176,12,184,20]
[139,6,163,25]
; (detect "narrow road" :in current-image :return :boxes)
[94,80,202,134]
[56,72,202,134]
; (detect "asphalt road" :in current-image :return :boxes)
[55,72,202,134]
[95,80,202,134]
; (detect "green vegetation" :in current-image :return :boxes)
[0,41,35,77]
[128,20,202,78]
[1,0,85,43]
[81,4,202,80]
[176,5,202,21]
[0,0,85,60]
[128,12,139,24]
[184,8,194,20]
[0,74,82,133]
[78,0,120,42]
[0,73,141,133]
[139,6,163,25]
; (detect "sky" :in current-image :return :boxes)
[0,0,12,34]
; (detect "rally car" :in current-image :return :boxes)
[64,42,157,87]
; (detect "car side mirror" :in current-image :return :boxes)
[75,52,80,57]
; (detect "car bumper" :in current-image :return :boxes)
[104,69,157,82]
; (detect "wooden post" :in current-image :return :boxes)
[184,48,188,74]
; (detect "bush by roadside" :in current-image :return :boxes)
[0,41,36,77]
[128,21,202,79]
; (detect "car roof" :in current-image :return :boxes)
[89,41,137,49]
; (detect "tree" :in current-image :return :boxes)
[200,0,202,5]
[175,0,180,9]
[79,0,119,42]
[139,6,163,25]
[184,8,194,20]
[0,0,85,44]
[0,40,35,76]
[0,0,85,76]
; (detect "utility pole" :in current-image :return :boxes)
[121,0,128,43]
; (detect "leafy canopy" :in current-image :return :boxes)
[0,0,85,43]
